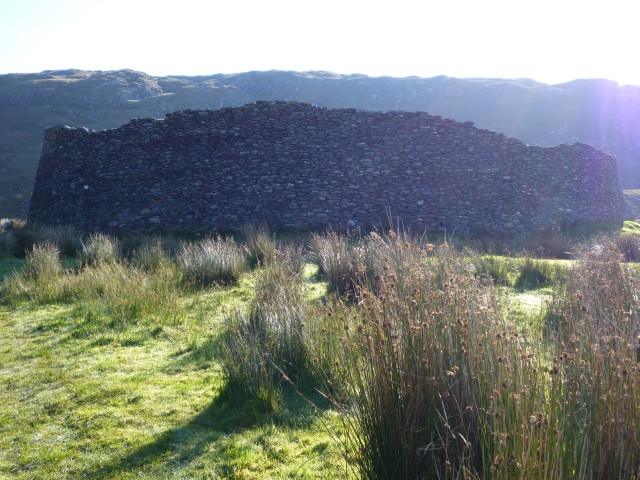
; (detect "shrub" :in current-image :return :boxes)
[0,218,25,232]
[79,233,118,268]
[242,224,277,267]
[177,237,246,287]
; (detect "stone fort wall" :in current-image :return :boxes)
[28,101,625,233]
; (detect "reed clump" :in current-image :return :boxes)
[324,234,640,479]
[219,262,311,409]
[80,233,119,268]
[177,237,246,287]
[1,238,180,324]
[328,238,551,479]
[311,231,363,296]
[545,243,640,479]
[1,242,64,303]
[242,224,278,267]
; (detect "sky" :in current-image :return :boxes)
[1,0,639,85]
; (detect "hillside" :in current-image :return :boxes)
[2,69,640,217]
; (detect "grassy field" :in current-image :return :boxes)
[1,227,640,479]
[0,262,348,479]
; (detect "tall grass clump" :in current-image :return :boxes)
[526,229,574,259]
[68,262,181,325]
[544,243,640,478]
[80,233,118,268]
[219,262,316,410]
[327,236,572,480]
[177,237,246,287]
[45,225,82,257]
[513,257,559,290]
[312,229,428,298]
[276,242,306,274]
[470,254,514,286]
[312,231,362,296]
[1,236,180,324]
[119,234,183,260]
[1,242,63,304]
[24,242,63,280]
[361,230,427,290]
[242,224,277,267]
[131,239,173,272]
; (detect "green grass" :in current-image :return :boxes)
[474,254,571,288]
[622,219,640,234]
[499,285,553,334]
[0,260,345,479]
[3,234,638,479]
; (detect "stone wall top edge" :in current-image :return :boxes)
[39,101,615,161]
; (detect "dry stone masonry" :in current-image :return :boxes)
[29,101,625,233]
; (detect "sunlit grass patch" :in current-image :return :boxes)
[0,271,344,479]
[622,220,640,234]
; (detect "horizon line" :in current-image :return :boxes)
[0,67,637,89]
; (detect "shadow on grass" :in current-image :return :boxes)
[28,301,171,349]
[164,334,221,373]
[81,382,325,479]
